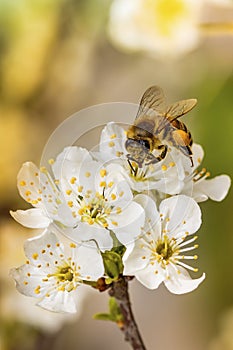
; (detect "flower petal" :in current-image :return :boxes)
[23,230,64,265]
[17,162,41,207]
[37,290,77,313]
[72,241,104,280]
[67,223,113,252]
[133,194,160,233]
[193,175,231,202]
[112,201,145,246]
[99,122,127,159]
[10,208,51,228]
[164,265,205,294]
[135,264,164,290]
[123,239,151,275]
[159,195,202,238]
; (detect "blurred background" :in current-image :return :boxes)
[0,0,232,349]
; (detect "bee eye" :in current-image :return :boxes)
[138,140,150,150]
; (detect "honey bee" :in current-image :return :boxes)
[125,85,197,168]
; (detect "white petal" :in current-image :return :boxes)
[112,201,145,246]
[73,242,104,280]
[193,175,231,202]
[10,265,48,298]
[52,146,92,181]
[164,265,205,294]
[67,223,113,252]
[159,195,202,238]
[135,264,164,290]
[37,290,77,313]
[23,230,64,264]
[17,162,41,207]
[99,122,127,158]
[133,194,160,233]
[123,239,150,275]
[10,208,51,228]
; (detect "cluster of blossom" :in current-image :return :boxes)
[10,122,231,313]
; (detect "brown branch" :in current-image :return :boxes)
[109,276,147,350]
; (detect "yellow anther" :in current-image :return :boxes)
[100,169,107,177]
[48,158,55,165]
[56,243,60,247]
[85,172,91,178]
[70,177,77,184]
[110,133,117,139]
[72,211,77,218]
[32,253,38,260]
[108,181,114,188]
[78,208,84,215]
[78,186,83,192]
[70,243,77,248]
[154,270,158,274]
[40,167,47,173]
[105,208,112,215]
[111,221,118,226]
[197,157,201,163]
[116,151,123,157]
[119,191,124,197]
[58,286,65,292]
[108,141,115,147]
[19,181,26,186]
[24,281,28,285]
[66,189,72,195]
[169,162,175,167]
[116,207,122,214]
[88,218,94,225]
[31,200,38,205]
[25,190,31,196]
[68,201,73,207]
[111,193,116,200]
[34,286,41,294]
[141,256,146,259]
[54,179,60,185]
[100,181,106,187]
[193,255,198,260]
[47,244,51,248]
[161,165,167,171]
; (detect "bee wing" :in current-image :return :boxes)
[165,99,197,122]
[135,85,166,120]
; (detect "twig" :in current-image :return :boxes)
[109,276,147,350]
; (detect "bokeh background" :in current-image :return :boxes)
[0,1,232,349]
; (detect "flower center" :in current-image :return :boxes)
[144,0,188,36]
[78,195,110,227]
[57,266,74,282]
[150,235,179,268]
[128,162,148,182]
[156,239,174,260]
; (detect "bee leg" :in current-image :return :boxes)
[146,145,168,165]
[178,145,193,167]
[127,159,137,175]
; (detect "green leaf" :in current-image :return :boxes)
[93,313,115,321]
[102,250,124,281]
[93,297,124,324]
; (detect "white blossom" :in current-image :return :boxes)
[123,194,205,294]
[11,146,145,251]
[10,230,104,313]
[108,0,203,58]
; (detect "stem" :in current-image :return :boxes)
[109,276,146,350]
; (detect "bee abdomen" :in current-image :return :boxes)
[171,119,187,132]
